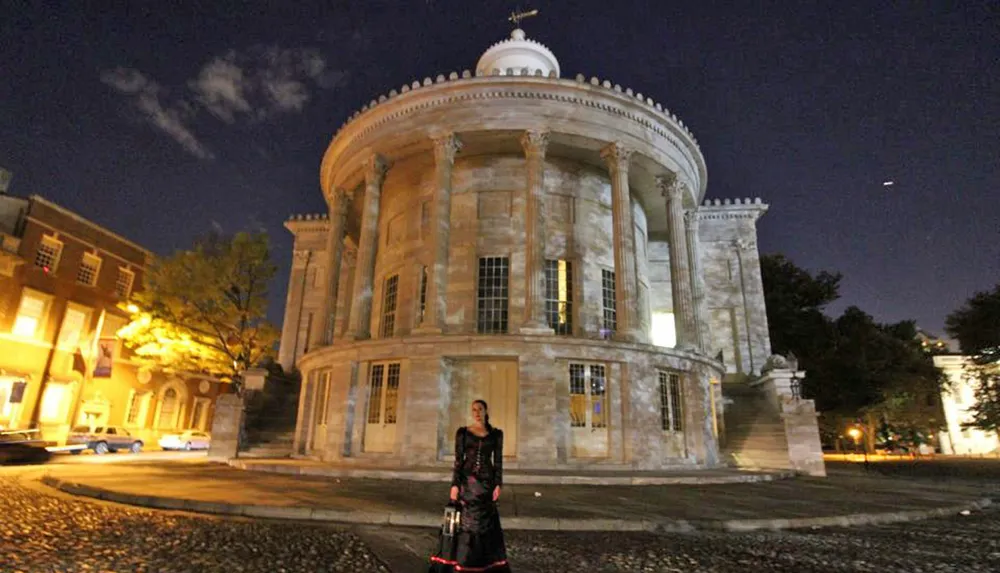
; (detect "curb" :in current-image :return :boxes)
[227,460,797,486]
[39,475,993,532]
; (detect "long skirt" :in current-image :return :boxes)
[429,476,511,572]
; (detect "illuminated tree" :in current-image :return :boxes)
[119,231,280,392]
[946,284,1000,432]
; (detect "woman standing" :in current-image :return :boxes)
[430,399,511,572]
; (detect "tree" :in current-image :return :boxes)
[945,284,1000,432]
[118,231,280,392]
[761,255,946,449]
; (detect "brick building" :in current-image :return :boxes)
[0,187,225,445]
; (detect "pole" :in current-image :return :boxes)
[67,308,106,429]
[28,302,68,426]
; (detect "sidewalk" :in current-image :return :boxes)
[37,459,995,532]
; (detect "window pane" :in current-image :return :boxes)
[569,364,586,427]
[545,259,573,335]
[416,266,428,325]
[35,239,61,271]
[384,363,401,424]
[13,293,46,338]
[658,372,670,431]
[601,269,616,336]
[58,307,89,349]
[367,364,384,424]
[77,255,101,286]
[477,257,509,334]
[669,374,683,432]
[380,275,399,338]
[590,365,607,429]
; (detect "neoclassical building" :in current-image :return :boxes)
[279,29,782,471]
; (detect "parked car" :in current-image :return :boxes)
[66,426,143,455]
[158,430,211,451]
[0,430,52,465]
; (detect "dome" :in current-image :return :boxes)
[475,28,561,77]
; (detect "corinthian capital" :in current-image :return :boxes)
[684,209,700,227]
[330,188,350,219]
[432,133,463,165]
[520,130,549,158]
[600,141,634,171]
[364,154,390,187]
[657,173,686,201]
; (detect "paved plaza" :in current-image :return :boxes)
[2,456,999,572]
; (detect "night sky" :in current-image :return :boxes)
[2,1,997,338]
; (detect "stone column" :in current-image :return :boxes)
[310,189,350,347]
[416,134,461,334]
[601,142,640,342]
[277,249,312,370]
[519,130,553,334]
[660,175,696,348]
[684,209,707,351]
[344,154,390,341]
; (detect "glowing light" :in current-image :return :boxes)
[650,312,677,348]
[126,304,140,314]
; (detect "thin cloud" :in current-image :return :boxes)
[102,45,344,160]
[100,68,215,160]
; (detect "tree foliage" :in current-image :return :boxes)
[945,284,1000,432]
[760,254,946,447]
[118,231,280,390]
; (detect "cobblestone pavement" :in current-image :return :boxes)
[4,461,1000,572]
[0,470,390,573]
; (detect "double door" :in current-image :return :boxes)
[364,362,401,453]
[465,361,518,457]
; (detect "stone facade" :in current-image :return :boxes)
[278,30,799,473]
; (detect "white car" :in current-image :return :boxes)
[159,430,211,451]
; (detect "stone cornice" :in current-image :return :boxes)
[320,77,706,198]
[696,198,769,223]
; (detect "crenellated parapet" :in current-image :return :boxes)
[284,213,331,234]
[697,198,769,223]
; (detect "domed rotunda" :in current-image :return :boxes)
[276,28,818,475]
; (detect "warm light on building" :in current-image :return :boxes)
[933,354,1000,455]
[650,311,677,348]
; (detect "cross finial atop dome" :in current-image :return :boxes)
[508,8,539,28]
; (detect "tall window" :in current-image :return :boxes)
[544,259,573,335]
[367,364,384,424]
[601,269,616,336]
[115,267,135,298]
[12,289,50,339]
[126,392,143,425]
[34,236,63,272]
[384,363,401,424]
[569,363,607,429]
[416,266,428,326]
[380,274,399,338]
[477,256,509,334]
[158,388,178,429]
[57,305,91,349]
[77,253,102,286]
[658,371,684,432]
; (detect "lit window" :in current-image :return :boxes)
[57,305,91,349]
[650,312,677,348]
[34,236,63,273]
[544,259,573,335]
[601,269,616,336]
[658,371,684,432]
[12,289,50,338]
[380,274,399,338]
[39,383,69,422]
[570,363,607,429]
[416,266,428,326]
[477,256,509,334]
[115,267,135,298]
[77,253,102,286]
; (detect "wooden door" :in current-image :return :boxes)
[569,363,610,458]
[364,362,401,453]
[468,361,518,457]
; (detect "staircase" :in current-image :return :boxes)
[238,372,300,459]
[721,381,792,470]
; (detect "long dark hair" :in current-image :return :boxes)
[473,399,493,432]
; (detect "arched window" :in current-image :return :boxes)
[158,388,178,429]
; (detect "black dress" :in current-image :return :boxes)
[429,426,511,572]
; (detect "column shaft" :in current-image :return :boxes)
[684,209,706,351]
[601,142,640,341]
[661,176,696,348]
[520,131,552,333]
[309,189,350,347]
[417,134,461,333]
[344,155,390,341]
